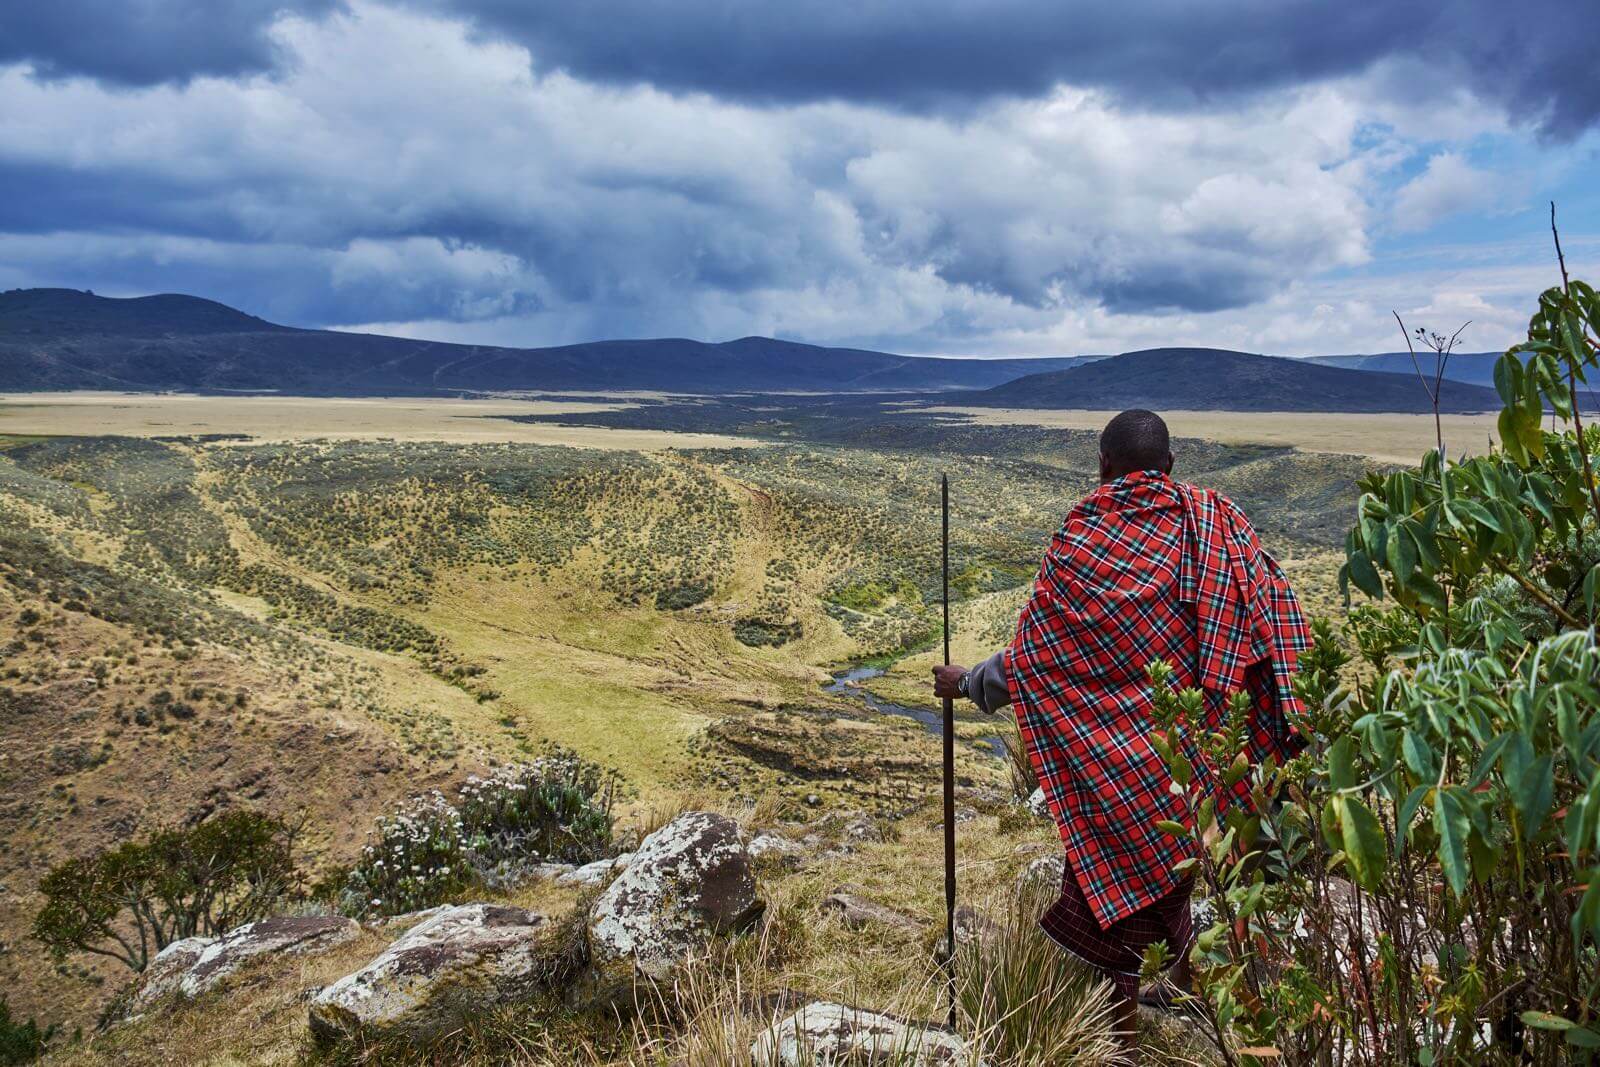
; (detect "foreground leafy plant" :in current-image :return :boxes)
[1151,260,1600,1063]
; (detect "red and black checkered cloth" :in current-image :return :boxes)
[1007,471,1310,929]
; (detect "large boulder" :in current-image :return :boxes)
[752,1001,984,1066]
[131,916,359,1011]
[309,903,551,1043]
[588,811,761,979]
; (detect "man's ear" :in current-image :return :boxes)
[1098,451,1112,482]
[1161,451,1175,474]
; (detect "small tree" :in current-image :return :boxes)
[33,810,299,972]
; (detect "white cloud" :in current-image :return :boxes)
[1391,152,1509,233]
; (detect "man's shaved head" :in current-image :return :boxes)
[1098,409,1173,482]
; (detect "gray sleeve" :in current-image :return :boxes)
[965,649,1012,715]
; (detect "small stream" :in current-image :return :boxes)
[824,665,1007,760]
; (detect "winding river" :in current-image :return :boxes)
[824,664,1007,760]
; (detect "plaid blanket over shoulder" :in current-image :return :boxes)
[1006,470,1310,928]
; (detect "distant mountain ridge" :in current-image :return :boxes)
[1306,351,1502,388]
[967,347,1504,413]
[0,288,1090,394]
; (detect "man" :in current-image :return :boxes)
[933,409,1309,1057]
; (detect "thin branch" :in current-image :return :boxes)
[1553,201,1600,537]
[1394,311,1435,404]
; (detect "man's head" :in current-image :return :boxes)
[1098,409,1173,482]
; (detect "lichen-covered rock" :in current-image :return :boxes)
[588,811,761,979]
[752,1001,984,1066]
[1015,853,1065,898]
[748,832,806,867]
[309,904,549,1042]
[1025,788,1050,819]
[131,916,359,1010]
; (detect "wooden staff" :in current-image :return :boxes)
[941,472,957,1029]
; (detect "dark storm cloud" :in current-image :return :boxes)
[427,0,1598,135]
[0,0,340,85]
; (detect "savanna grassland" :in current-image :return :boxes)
[0,393,1391,1061]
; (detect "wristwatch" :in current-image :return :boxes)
[958,671,971,699]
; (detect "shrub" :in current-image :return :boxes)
[33,810,298,972]
[337,754,617,915]
[1150,267,1600,1061]
[336,792,475,917]
[458,752,617,871]
[0,998,56,1066]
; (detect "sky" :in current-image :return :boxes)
[1,1,1597,358]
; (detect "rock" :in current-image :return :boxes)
[804,793,823,807]
[748,833,808,869]
[817,809,884,844]
[588,811,762,979]
[934,905,1002,962]
[753,1001,984,1066]
[309,904,550,1042]
[952,805,978,824]
[822,889,926,933]
[1010,841,1051,859]
[1026,788,1050,818]
[556,853,633,888]
[1015,853,1065,898]
[132,916,359,1010]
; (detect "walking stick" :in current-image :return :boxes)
[941,473,957,1029]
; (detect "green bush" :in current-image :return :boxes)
[1150,272,1600,1062]
[33,810,298,972]
[458,752,617,870]
[336,792,476,918]
[0,998,56,1066]
[337,754,618,915]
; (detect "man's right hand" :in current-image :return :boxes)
[931,664,968,700]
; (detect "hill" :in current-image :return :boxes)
[966,347,1504,413]
[1306,351,1502,388]
[0,288,1088,394]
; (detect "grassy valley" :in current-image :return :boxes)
[0,397,1375,1060]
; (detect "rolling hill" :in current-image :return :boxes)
[0,288,1090,394]
[966,347,1505,413]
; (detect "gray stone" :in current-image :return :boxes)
[588,811,762,979]
[309,903,550,1042]
[752,1001,985,1066]
[556,852,633,888]
[132,916,359,1010]
[1025,788,1050,819]
[1015,853,1065,899]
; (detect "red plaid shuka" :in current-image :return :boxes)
[1007,470,1311,928]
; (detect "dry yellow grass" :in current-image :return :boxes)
[922,406,1502,465]
[0,392,753,450]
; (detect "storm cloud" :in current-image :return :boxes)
[0,0,1594,356]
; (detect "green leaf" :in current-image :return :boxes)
[1386,521,1418,585]
[1155,820,1190,838]
[1435,789,1471,897]
[1328,735,1357,792]
[1401,729,1435,780]
[1521,1011,1576,1032]
[1397,785,1430,843]
[1585,564,1600,619]
[1338,796,1388,891]
[1345,550,1383,599]
[1515,754,1554,838]
[1567,1027,1600,1050]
